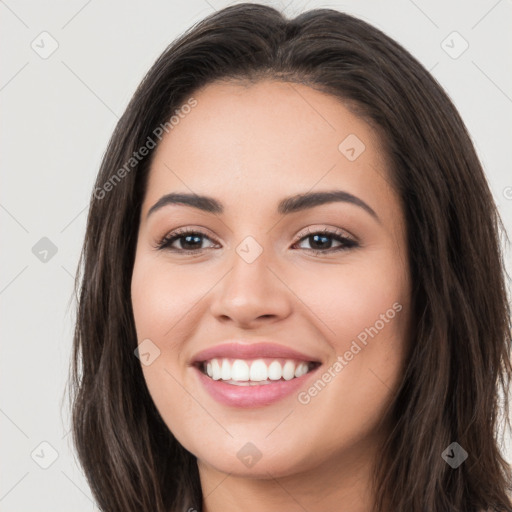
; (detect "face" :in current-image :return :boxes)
[131,80,411,480]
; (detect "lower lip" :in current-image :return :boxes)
[194,366,319,408]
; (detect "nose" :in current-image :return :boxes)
[209,245,293,329]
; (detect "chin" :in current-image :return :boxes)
[188,434,321,479]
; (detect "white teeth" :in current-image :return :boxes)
[203,358,313,383]
[221,359,231,380]
[282,360,296,380]
[295,362,308,377]
[231,360,249,381]
[211,359,221,380]
[249,359,268,381]
[268,361,282,380]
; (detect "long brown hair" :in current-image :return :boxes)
[68,3,512,511]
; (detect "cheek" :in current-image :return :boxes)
[141,362,211,459]
[291,254,408,352]
[292,251,410,412]
[131,255,208,448]
[131,254,207,342]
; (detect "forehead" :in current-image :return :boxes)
[142,79,398,222]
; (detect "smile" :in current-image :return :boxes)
[200,357,318,385]
[191,341,322,407]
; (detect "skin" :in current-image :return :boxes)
[131,80,411,512]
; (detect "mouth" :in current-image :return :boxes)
[195,357,321,386]
[190,342,323,408]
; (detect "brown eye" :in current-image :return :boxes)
[293,229,358,255]
[157,229,218,254]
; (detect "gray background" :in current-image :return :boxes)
[1,0,511,510]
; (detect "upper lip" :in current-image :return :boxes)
[191,342,322,364]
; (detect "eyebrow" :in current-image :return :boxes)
[147,190,379,222]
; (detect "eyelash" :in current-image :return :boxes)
[155,226,359,256]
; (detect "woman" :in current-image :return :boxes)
[69,3,512,511]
